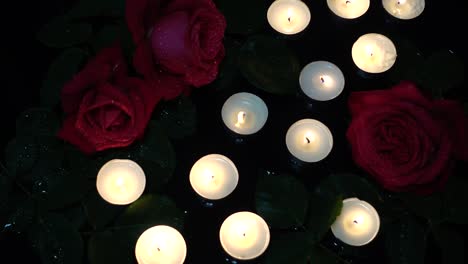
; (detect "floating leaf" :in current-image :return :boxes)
[397,193,444,223]
[432,224,465,264]
[37,16,92,48]
[6,137,38,176]
[84,191,124,230]
[263,232,313,264]
[264,232,343,264]
[0,167,11,215]
[88,225,148,264]
[385,214,427,264]
[155,96,197,139]
[215,0,268,35]
[255,171,308,228]
[41,49,87,107]
[318,173,383,206]
[306,190,342,243]
[16,108,60,137]
[239,35,301,95]
[115,195,185,231]
[29,214,83,264]
[129,122,176,175]
[418,50,464,98]
[91,25,120,52]
[211,37,243,92]
[4,199,36,233]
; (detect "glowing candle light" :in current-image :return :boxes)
[222,93,268,135]
[327,0,370,19]
[331,198,380,246]
[352,33,397,73]
[96,159,146,205]
[267,0,311,35]
[299,61,345,101]
[382,0,425,20]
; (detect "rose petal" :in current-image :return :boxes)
[58,115,96,154]
[164,0,217,13]
[125,0,151,44]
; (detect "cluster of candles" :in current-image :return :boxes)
[90,0,428,262]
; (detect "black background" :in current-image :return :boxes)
[2,0,467,263]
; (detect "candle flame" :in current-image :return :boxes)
[235,111,247,128]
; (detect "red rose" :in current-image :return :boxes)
[126,0,226,98]
[347,81,468,194]
[58,45,161,154]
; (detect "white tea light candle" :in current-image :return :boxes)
[351,33,397,73]
[382,0,425,20]
[327,0,370,19]
[221,92,268,135]
[331,198,380,246]
[190,154,239,200]
[219,211,270,260]
[135,225,187,264]
[299,61,345,101]
[286,119,333,162]
[267,0,311,35]
[96,159,146,205]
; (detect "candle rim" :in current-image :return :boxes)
[221,92,269,135]
[189,154,239,200]
[351,33,397,74]
[331,197,381,246]
[267,0,311,35]
[219,211,271,260]
[299,60,346,101]
[135,225,187,264]
[96,159,146,205]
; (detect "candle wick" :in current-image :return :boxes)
[243,233,246,237]
[397,1,401,4]
[306,137,311,144]
[288,17,291,22]
[157,247,161,252]
[320,77,325,83]
[370,53,373,57]
[353,220,358,224]
[346,0,351,4]
[211,175,215,179]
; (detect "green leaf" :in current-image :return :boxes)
[5,136,38,176]
[385,214,427,264]
[129,121,176,175]
[4,199,37,233]
[61,204,87,230]
[306,190,342,243]
[211,37,243,92]
[264,232,343,264]
[255,171,308,228]
[432,224,465,264]
[37,16,93,48]
[88,225,149,264]
[32,167,88,210]
[91,25,120,52]
[16,108,60,137]
[115,195,185,231]
[84,191,124,230]
[68,0,126,19]
[29,214,83,264]
[442,175,468,224]
[397,193,444,223]
[41,48,87,107]
[155,96,197,139]
[263,232,313,264]
[215,0,268,35]
[318,173,383,206]
[418,50,464,98]
[239,35,301,95]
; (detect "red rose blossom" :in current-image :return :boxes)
[126,0,226,98]
[347,81,468,194]
[58,45,162,154]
